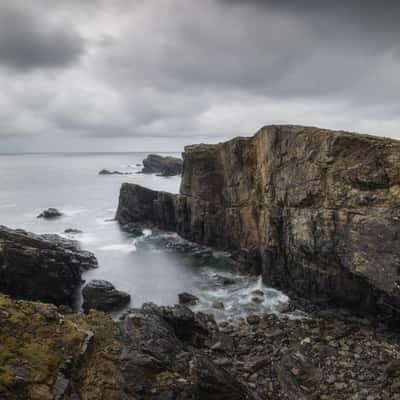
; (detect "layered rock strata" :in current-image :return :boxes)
[116,125,400,321]
[0,226,97,306]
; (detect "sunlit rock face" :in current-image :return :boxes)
[117,125,400,321]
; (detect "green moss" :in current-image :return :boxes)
[0,294,115,397]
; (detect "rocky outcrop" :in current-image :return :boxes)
[141,154,183,176]
[80,302,259,400]
[82,280,131,313]
[37,208,63,219]
[0,226,97,306]
[178,292,200,305]
[0,294,112,400]
[116,125,400,322]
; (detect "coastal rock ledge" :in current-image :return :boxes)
[0,225,98,306]
[116,125,400,322]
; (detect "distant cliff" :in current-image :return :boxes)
[116,125,400,321]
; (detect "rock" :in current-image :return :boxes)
[141,154,183,176]
[98,169,132,175]
[82,280,131,313]
[116,125,400,322]
[37,207,63,219]
[212,301,225,310]
[64,228,83,234]
[214,274,236,286]
[251,297,263,304]
[246,315,261,325]
[251,290,264,297]
[178,292,200,305]
[120,223,143,237]
[0,225,97,306]
[276,348,321,400]
[107,303,258,399]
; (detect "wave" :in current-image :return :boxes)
[98,241,137,253]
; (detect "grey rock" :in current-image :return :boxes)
[0,225,98,306]
[82,280,131,313]
[141,154,182,176]
[37,208,62,219]
[178,292,200,306]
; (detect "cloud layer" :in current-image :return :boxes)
[0,0,399,151]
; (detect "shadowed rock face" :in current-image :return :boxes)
[116,125,400,321]
[0,225,98,306]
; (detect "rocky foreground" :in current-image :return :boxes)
[1,293,400,400]
[116,125,400,324]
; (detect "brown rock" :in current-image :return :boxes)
[116,125,400,322]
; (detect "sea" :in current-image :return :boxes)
[0,152,289,321]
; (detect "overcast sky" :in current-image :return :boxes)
[1,0,399,152]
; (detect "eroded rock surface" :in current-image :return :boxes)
[0,225,98,306]
[116,125,400,322]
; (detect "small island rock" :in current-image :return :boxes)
[37,208,63,219]
[141,154,182,176]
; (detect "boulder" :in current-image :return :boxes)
[82,280,131,312]
[212,301,225,310]
[116,125,400,322]
[0,225,97,306]
[141,154,183,176]
[178,292,200,305]
[37,208,63,219]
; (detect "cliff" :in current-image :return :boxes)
[116,125,400,322]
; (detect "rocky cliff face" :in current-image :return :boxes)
[0,226,98,306]
[116,125,400,321]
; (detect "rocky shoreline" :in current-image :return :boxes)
[1,291,400,399]
[2,125,400,398]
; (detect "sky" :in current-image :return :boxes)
[0,0,400,152]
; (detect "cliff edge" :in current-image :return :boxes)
[116,125,400,322]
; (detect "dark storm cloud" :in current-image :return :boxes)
[0,0,400,151]
[0,3,85,71]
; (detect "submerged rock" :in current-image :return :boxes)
[64,228,83,234]
[120,222,143,237]
[37,207,62,219]
[82,280,131,313]
[116,124,400,323]
[212,301,225,310]
[0,225,97,306]
[98,169,132,175]
[141,154,183,176]
[178,292,200,306]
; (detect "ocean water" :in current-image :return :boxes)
[0,152,288,320]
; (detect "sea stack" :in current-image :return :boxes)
[116,125,400,322]
[141,154,183,176]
